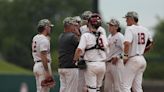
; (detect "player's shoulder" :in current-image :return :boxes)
[140,25,149,32]
[39,34,49,41]
[126,25,136,31]
[80,25,88,30]
[117,32,124,36]
[117,32,124,38]
[98,26,105,30]
[98,26,105,32]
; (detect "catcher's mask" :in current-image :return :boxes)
[88,13,102,29]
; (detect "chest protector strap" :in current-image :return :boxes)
[85,31,105,51]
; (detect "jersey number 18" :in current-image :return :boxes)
[138,33,145,44]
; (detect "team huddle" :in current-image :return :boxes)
[32,10,153,92]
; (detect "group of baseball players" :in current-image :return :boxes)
[32,10,153,92]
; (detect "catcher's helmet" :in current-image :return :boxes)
[88,13,102,29]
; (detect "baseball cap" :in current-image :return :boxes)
[107,18,120,26]
[63,17,78,26]
[73,16,81,24]
[37,19,54,27]
[123,11,139,18]
[81,11,92,20]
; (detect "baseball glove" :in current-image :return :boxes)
[77,59,87,69]
[41,76,55,88]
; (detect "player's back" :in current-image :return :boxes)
[125,25,151,57]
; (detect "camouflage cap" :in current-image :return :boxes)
[63,17,78,26]
[107,18,120,26]
[123,11,139,18]
[81,11,92,20]
[37,19,54,28]
[73,16,81,24]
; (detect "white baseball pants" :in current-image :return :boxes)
[33,62,52,92]
[122,56,146,92]
[104,59,124,92]
[58,68,79,92]
[85,61,106,92]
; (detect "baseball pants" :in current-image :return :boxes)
[85,61,106,92]
[78,69,86,92]
[58,68,79,92]
[33,62,52,92]
[122,56,146,92]
[104,59,124,92]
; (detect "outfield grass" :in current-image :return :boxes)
[0,60,32,75]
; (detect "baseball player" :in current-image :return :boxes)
[122,11,153,92]
[73,14,108,92]
[77,10,93,92]
[32,19,55,92]
[58,17,79,92]
[104,18,124,92]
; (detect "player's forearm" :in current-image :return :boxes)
[40,51,49,72]
[124,41,130,55]
[73,48,82,61]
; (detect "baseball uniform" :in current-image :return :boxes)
[77,31,108,92]
[122,25,153,92]
[104,32,124,92]
[79,25,108,92]
[32,34,52,92]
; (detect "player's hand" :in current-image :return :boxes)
[111,57,118,65]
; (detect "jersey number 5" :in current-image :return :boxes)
[138,33,145,44]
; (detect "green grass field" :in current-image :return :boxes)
[0,60,32,75]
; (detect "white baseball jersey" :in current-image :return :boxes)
[77,32,108,61]
[124,25,153,57]
[32,34,51,62]
[106,32,124,60]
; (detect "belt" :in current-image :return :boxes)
[129,54,143,58]
[35,60,50,63]
[86,60,105,62]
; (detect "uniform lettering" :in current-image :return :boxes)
[138,33,145,44]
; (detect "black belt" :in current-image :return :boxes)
[87,60,105,62]
[129,54,143,58]
[35,60,50,63]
